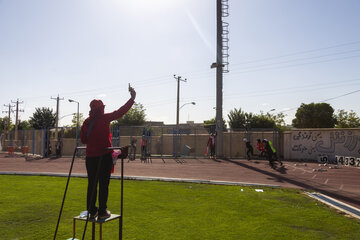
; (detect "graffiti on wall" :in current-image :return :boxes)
[291,130,360,159]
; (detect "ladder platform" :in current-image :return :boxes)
[74,214,120,223]
[72,214,122,240]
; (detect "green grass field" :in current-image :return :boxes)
[0,175,359,240]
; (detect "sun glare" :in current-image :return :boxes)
[118,0,181,14]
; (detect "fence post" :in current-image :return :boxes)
[22,130,25,147]
[194,127,197,158]
[161,126,163,157]
[43,129,46,156]
[130,126,133,147]
[173,127,175,157]
[32,129,35,155]
[10,131,13,147]
[229,129,232,159]
[118,125,120,147]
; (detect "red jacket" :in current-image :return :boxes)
[207,135,216,148]
[81,98,134,157]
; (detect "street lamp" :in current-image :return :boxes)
[179,101,196,123]
[180,102,196,110]
[267,108,276,114]
[59,113,76,121]
[68,99,80,147]
[174,101,195,158]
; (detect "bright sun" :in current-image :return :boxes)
[118,0,181,13]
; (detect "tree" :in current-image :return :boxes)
[17,120,31,130]
[62,114,85,138]
[115,103,146,126]
[270,112,286,129]
[292,103,336,128]
[0,117,12,131]
[227,108,252,130]
[70,113,85,127]
[29,107,56,129]
[203,117,227,132]
[248,114,276,129]
[335,109,360,128]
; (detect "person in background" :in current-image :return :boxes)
[243,138,254,160]
[140,135,147,161]
[80,85,136,220]
[263,139,282,167]
[256,139,266,158]
[129,138,137,161]
[207,132,217,159]
[55,137,63,158]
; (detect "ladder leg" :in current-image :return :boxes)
[92,222,95,240]
[119,216,122,240]
[100,223,103,240]
[73,218,76,239]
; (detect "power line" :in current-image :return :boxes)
[224,78,360,99]
[145,78,360,108]
[230,48,360,71]
[321,89,360,102]
[229,55,360,75]
[232,40,360,66]
[277,89,360,114]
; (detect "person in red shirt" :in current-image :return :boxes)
[80,86,136,220]
[207,132,217,159]
[256,139,266,158]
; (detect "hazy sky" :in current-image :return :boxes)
[1,0,360,126]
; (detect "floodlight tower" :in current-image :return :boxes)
[212,0,229,158]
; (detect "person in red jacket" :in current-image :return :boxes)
[80,86,136,220]
[207,132,217,159]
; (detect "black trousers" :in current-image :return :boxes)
[246,146,254,159]
[210,147,215,157]
[86,153,113,215]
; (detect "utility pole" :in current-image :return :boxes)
[11,99,24,145]
[174,74,187,126]
[51,95,64,138]
[173,74,187,157]
[3,104,14,141]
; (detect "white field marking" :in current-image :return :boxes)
[306,192,360,220]
[285,164,314,174]
[312,174,317,179]
[324,178,329,184]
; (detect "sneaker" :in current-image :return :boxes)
[98,210,111,219]
[89,210,98,220]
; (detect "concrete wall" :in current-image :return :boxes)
[284,128,360,162]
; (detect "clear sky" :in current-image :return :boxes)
[1,0,360,126]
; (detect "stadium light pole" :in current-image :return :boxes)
[215,0,224,158]
[68,99,80,147]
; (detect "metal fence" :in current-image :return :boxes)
[0,126,281,159]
